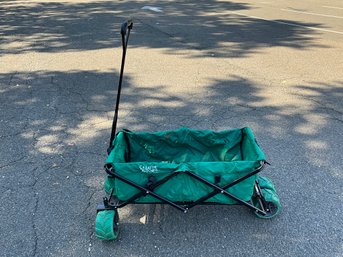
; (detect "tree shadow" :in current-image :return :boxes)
[1,69,341,256]
[0,0,326,57]
[0,0,340,255]
[294,81,343,117]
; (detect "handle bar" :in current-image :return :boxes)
[121,19,133,36]
[108,20,133,154]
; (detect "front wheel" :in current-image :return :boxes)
[95,210,120,240]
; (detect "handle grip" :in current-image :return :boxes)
[121,19,133,36]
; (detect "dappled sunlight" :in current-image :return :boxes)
[0,0,325,59]
[0,69,339,175]
[294,114,327,135]
[67,115,109,143]
[1,1,342,256]
[34,134,62,154]
[0,0,123,54]
[295,124,321,135]
[1,50,117,72]
[304,140,328,150]
[138,98,185,108]
[294,82,343,114]
[253,233,308,243]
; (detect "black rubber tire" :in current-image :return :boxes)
[254,188,281,219]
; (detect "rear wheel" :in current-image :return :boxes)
[95,210,120,240]
[257,176,276,191]
[254,188,281,219]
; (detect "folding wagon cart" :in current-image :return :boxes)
[95,21,281,240]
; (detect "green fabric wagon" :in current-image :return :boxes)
[95,21,281,241]
[105,127,264,204]
[96,127,281,240]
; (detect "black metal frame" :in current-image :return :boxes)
[97,161,269,216]
[99,20,271,217]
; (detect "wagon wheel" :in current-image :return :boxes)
[95,210,120,240]
[253,188,281,219]
[257,176,276,192]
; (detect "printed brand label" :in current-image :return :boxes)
[139,165,158,173]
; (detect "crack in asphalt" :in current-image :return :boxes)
[69,81,111,113]
[31,169,39,257]
[0,121,29,139]
[0,156,27,169]
[329,116,343,124]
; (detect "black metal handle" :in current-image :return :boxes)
[108,20,134,154]
[121,19,133,37]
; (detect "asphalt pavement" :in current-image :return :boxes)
[0,0,342,256]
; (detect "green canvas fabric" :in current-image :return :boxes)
[105,127,265,204]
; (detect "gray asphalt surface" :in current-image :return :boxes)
[0,0,342,256]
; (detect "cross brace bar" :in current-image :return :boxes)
[103,161,267,215]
